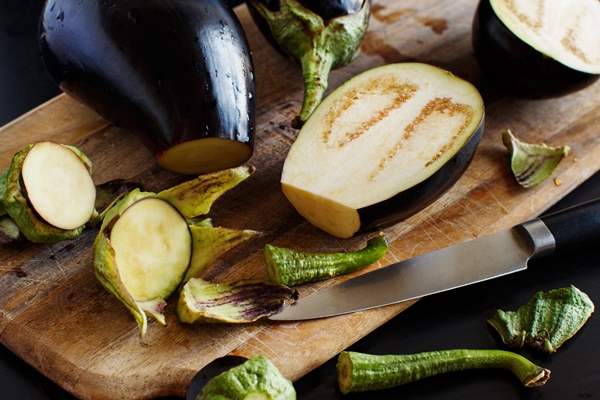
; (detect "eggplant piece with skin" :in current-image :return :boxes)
[472,0,600,99]
[281,63,485,238]
[247,0,371,128]
[39,0,255,175]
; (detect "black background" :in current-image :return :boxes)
[2,0,600,399]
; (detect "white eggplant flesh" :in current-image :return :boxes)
[281,63,485,238]
[21,142,96,231]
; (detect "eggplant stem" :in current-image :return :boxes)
[337,349,551,394]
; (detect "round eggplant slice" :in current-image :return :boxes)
[472,0,600,99]
[21,142,96,230]
[281,63,485,238]
[109,197,192,303]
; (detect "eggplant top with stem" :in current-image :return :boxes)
[247,0,371,128]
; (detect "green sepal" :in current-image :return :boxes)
[249,0,371,128]
[488,285,594,353]
[196,354,296,400]
[157,165,255,219]
[88,179,143,228]
[502,129,570,188]
[264,234,389,286]
[0,215,22,245]
[177,278,298,324]
[185,224,261,283]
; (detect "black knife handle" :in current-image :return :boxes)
[540,197,600,254]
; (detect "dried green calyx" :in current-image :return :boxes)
[488,285,594,354]
[502,129,570,188]
[177,278,298,324]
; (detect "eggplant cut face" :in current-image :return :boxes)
[281,63,484,238]
[473,0,600,98]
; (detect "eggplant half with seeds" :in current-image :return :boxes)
[281,63,485,238]
[247,0,371,128]
[39,0,256,175]
[472,0,600,99]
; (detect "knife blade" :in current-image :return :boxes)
[270,198,600,321]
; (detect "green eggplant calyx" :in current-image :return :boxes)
[0,215,22,245]
[502,129,570,188]
[264,233,389,286]
[196,354,296,400]
[250,0,371,128]
[488,285,595,354]
[177,278,299,324]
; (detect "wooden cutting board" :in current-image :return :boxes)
[1,0,599,398]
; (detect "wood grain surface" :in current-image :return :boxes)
[1,1,599,399]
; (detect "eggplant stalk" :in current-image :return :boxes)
[249,0,370,128]
[337,349,551,394]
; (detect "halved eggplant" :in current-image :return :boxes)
[472,0,600,99]
[39,0,255,175]
[2,142,96,243]
[281,63,485,238]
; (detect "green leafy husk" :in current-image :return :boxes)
[488,285,594,354]
[248,0,371,128]
[177,278,298,323]
[0,215,21,245]
[93,167,258,336]
[196,354,296,400]
[502,129,570,188]
[88,179,144,228]
[337,349,550,394]
[264,234,389,286]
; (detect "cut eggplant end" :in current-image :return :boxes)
[177,278,299,324]
[281,63,484,238]
[158,138,253,176]
[21,142,96,230]
[473,0,600,98]
[109,197,192,302]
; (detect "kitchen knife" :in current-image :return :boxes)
[270,198,600,321]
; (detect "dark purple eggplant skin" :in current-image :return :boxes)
[357,116,485,235]
[257,0,364,20]
[472,0,599,99]
[39,0,255,169]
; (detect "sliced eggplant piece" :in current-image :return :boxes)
[281,63,485,238]
[247,0,371,128]
[3,142,96,243]
[21,142,96,231]
[177,278,298,323]
[472,0,600,99]
[93,167,259,336]
[39,0,255,175]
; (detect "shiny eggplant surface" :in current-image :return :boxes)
[472,0,600,99]
[39,0,255,175]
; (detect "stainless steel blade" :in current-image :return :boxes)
[269,219,556,321]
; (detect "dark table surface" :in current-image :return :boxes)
[2,1,600,399]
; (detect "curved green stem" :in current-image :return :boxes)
[264,234,388,286]
[337,349,551,394]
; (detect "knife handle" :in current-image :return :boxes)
[539,198,600,254]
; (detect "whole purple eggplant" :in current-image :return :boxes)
[39,0,255,175]
[247,0,371,128]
